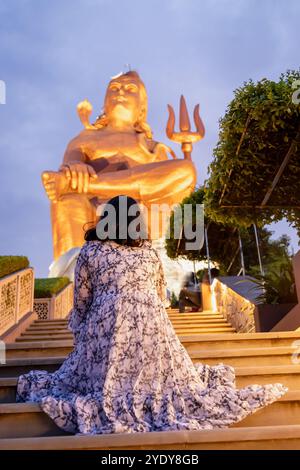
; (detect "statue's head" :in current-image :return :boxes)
[95,71,152,138]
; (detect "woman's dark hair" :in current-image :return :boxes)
[84,195,148,248]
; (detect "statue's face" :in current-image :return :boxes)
[104,75,143,124]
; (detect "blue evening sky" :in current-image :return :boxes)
[0,0,299,276]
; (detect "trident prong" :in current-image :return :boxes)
[179,95,191,132]
[166,95,205,160]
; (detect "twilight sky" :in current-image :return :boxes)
[0,0,299,276]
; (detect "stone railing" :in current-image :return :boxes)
[0,268,34,337]
[34,282,73,320]
[211,278,256,333]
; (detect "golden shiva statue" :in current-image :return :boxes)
[42,71,205,261]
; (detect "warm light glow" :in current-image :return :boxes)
[211,280,218,313]
[42,71,203,261]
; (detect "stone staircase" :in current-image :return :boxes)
[1,309,300,449]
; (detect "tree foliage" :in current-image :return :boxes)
[165,187,207,262]
[165,187,292,275]
[204,70,300,236]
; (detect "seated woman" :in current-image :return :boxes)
[17,196,287,434]
[178,272,202,313]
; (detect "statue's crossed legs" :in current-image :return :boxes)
[45,159,197,260]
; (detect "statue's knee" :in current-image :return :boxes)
[181,160,197,186]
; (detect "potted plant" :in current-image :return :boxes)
[240,255,298,332]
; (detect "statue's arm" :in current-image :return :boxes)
[153,141,177,161]
[62,137,87,164]
[139,134,177,162]
[59,137,97,193]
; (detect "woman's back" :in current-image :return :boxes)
[82,239,165,299]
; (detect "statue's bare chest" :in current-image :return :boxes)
[80,130,143,158]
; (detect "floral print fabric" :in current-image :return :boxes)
[17,240,287,434]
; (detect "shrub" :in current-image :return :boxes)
[34,277,70,298]
[236,255,297,304]
[170,291,179,308]
[0,256,30,279]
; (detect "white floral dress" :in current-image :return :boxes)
[17,240,287,434]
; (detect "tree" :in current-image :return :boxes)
[204,70,300,237]
[165,187,292,275]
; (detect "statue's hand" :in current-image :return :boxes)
[137,134,177,162]
[59,161,98,193]
[154,142,177,161]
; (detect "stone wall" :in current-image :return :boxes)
[0,268,34,337]
[34,282,73,320]
[211,278,256,333]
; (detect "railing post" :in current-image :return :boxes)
[292,250,300,303]
[238,230,246,276]
[204,225,212,285]
[253,223,265,277]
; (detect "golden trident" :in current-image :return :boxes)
[166,95,205,160]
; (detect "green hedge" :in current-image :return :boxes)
[34,277,70,298]
[0,256,30,279]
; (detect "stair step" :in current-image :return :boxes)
[4,342,297,367]
[169,321,230,326]
[0,403,69,438]
[234,365,300,388]
[173,328,236,334]
[0,387,300,429]
[30,315,222,327]
[175,324,234,328]
[16,330,236,342]
[167,308,216,312]
[21,329,71,336]
[180,332,300,352]
[0,357,64,377]
[0,395,291,437]
[2,345,297,379]
[168,309,218,315]
[26,321,230,332]
[25,325,230,335]
[27,325,70,331]
[31,312,219,323]
[0,378,18,403]
[31,320,229,327]
[1,423,300,449]
[5,341,74,359]
[21,329,72,336]
[171,319,226,323]
[15,334,73,342]
[1,359,300,389]
[233,391,300,427]
[7,331,300,359]
[168,315,224,320]
[189,346,297,367]
[33,319,69,324]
